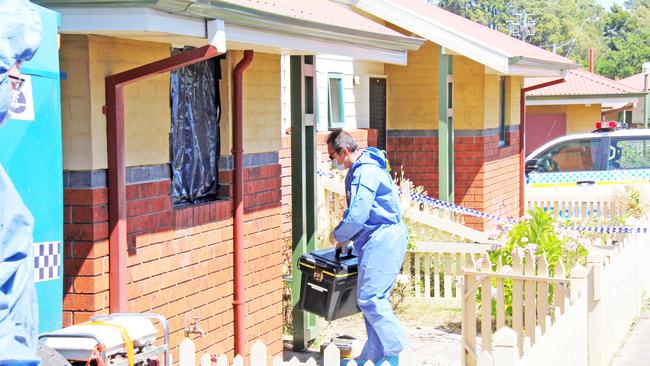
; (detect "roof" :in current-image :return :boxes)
[36,0,424,64]
[338,0,578,76]
[526,69,643,97]
[218,0,402,37]
[619,73,645,90]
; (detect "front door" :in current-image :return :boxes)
[369,77,387,150]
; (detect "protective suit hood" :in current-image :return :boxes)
[0,0,42,126]
[352,147,388,171]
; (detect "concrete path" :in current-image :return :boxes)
[611,301,650,366]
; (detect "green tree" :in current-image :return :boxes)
[597,4,650,78]
[436,0,521,33]
[435,0,607,68]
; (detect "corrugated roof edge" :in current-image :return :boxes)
[336,0,578,75]
[35,0,425,51]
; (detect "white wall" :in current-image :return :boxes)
[279,55,385,133]
[315,55,384,131]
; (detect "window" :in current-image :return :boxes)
[624,110,633,124]
[536,139,601,172]
[170,55,221,205]
[499,76,507,146]
[327,74,344,128]
[608,138,650,170]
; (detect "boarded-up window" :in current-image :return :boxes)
[170,54,221,205]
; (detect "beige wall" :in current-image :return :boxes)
[60,35,92,170]
[453,56,521,130]
[567,104,602,133]
[220,51,281,155]
[508,77,523,126]
[386,46,521,132]
[61,36,282,170]
[527,104,601,134]
[385,41,439,130]
[453,56,485,130]
[60,35,171,170]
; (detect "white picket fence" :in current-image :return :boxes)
[461,249,588,366]
[586,230,650,366]
[176,338,419,366]
[525,187,624,219]
[403,242,490,301]
[463,223,650,366]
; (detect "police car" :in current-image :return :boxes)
[525,122,650,201]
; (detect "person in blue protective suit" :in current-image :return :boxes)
[0,1,42,365]
[326,129,409,365]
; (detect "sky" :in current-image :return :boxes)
[596,0,626,10]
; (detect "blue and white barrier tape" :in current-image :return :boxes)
[316,169,648,234]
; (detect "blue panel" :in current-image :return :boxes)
[0,4,63,333]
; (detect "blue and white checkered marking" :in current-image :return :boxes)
[33,241,61,282]
[528,170,650,185]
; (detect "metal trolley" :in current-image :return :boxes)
[38,313,170,366]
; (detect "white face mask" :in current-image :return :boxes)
[332,160,346,170]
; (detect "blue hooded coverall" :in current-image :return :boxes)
[332,147,409,362]
[0,1,42,365]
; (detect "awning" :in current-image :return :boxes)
[38,0,424,64]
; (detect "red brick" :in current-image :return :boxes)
[71,240,109,259]
[64,189,94,205]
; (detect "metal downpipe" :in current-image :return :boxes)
[232,50,254,356]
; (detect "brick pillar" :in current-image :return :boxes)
[63,186,110,325]
[455,128,520,230]
[386,131,438,197]
[385,128,520,231]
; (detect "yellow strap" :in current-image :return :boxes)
[87,321,135,366]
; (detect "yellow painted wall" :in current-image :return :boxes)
[61,36,281,171]
[60,35,92,170]
[385,41,438,130]
[88,36,171,169]
[220,51,281,155]
[567,104,601,133]
[508,77,522,126]
[453,56,485,130]
[60,35,171,170]
[483,74,500,130]
[385,43,522,132]
[527,104,601,134]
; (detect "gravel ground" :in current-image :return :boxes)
[283,298,463,366]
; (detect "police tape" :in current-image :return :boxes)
[316,169,649,235]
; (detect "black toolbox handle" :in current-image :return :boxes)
[335,246,353,258]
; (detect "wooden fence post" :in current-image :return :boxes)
[492,327,519,366]
[587,252,604,366]
[462,254,477,366]
[570,264,589,366]
[179,338,195,366]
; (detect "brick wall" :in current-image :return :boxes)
[386,129,520,230]
[63,159,284,361]
[455,129,520,230]
[386,131,438,197]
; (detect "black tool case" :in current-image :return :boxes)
[298,247,360,321]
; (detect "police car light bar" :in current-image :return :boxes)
[595,120,617,130]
